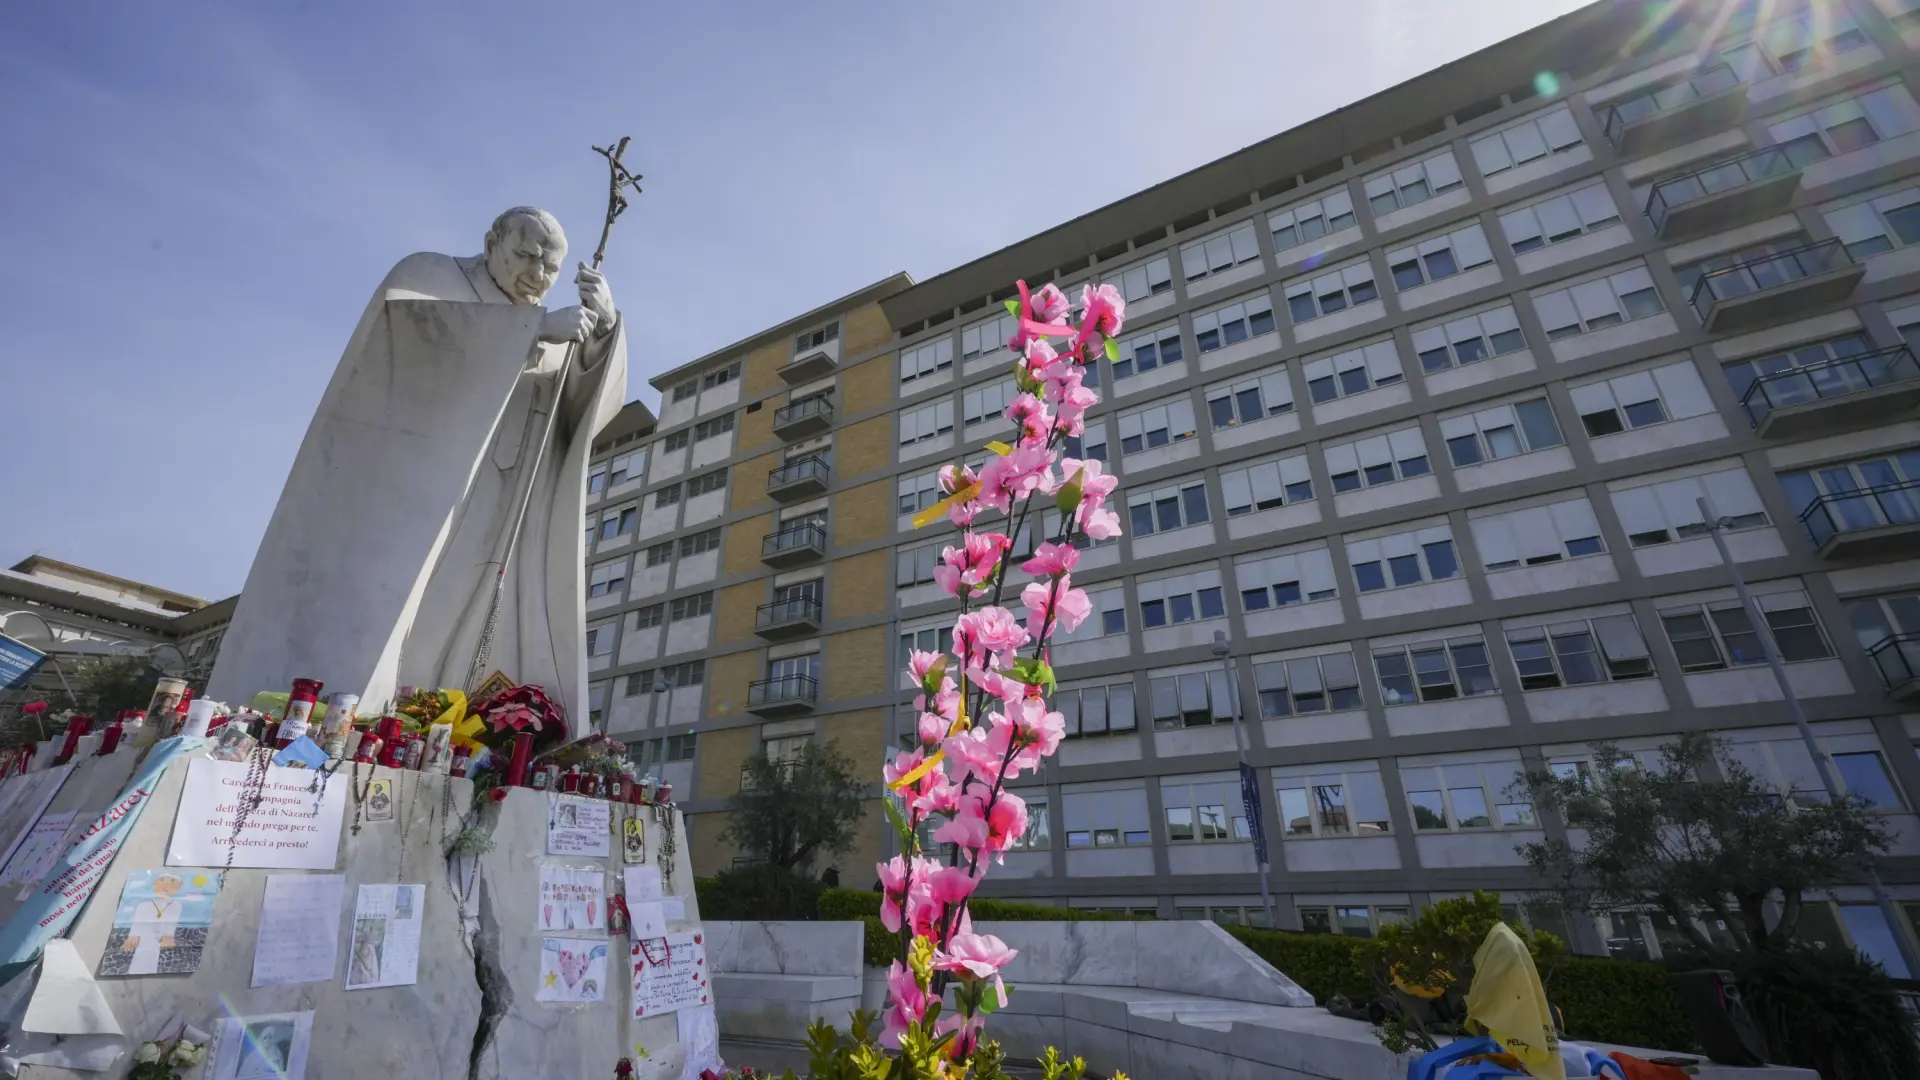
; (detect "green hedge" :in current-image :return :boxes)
[816,887,1140,923]
[1225,926,1377,1003]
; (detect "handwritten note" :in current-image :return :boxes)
[631,931,708,1019]
[546,794,610,857]
[345,884,423,990]
[624,865,662,903]
[537,865,605,933]
[250,874,344,987]
[631,901,666,939]
[0,810,76,889]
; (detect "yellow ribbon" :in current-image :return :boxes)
[907,443,1017,530]
[887,678,970,791]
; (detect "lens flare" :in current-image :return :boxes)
[1534,71,1561,98]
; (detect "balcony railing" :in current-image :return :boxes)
[756,595,823,636]
[772,395,834,437]
[747,674,819,714]
[1601,62,1746,157]
[767,454,831,499]
[1738,344,1920,432]
[1867,634,1920,697]
[1646,145,1801,238]
[761,521,827,565]
[1798,478,1920,553]
[1685,240,1858,333]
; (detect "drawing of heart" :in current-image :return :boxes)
[543,903,552,927]
[588,900,597,924]
[693,934,702,944]
[559,949,590,989]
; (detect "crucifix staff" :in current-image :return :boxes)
[465,137,644,696]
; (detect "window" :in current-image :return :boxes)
[1235,544,1337,611]
[897,470,944,516]
[1660,593,1833,671]
[1118,397,1198,456]
[1298,905,1409,937]
[654,484,683,509]
[1471,496,1606,570]
[693,413,735,441]
[1720,332,1879,405]
[645,540,676,567]
[1570,361,1716,437]
[1765,84,1920,167]
[1220,454,1315,519]
[963,380,1017,426]
[1469,104,1584,178]
[662,660,705,688]
[678,528,721,557]
[670,380,697,404]
[1010,798,1050,851]
[1286,260,1379,324]
[606,450,644,487]
[1363,148,1466,214]
[1826,188,1920,259]
[1387,222,1495,290]
[686,469,728,496]
[1179,221,1261,282]
[1778,452,1920,537]
[632,604,665,630]
[1304,340,1404,404]
[624,670,656,696]
[1672,234,1819,308]
[1323,427,1431,494]
[899,401,956,445]
[1843,591,1920,657]
[1054,680,1139,737]
[1057,586,1128,642]
[585,619,616,657]
[1373,636,1496,704]
[1348,525,1460,593]
[1728,732,1903,809]
[588,468,607,494]
[896,541,942,587]
[700,361,741,390]
[1255,651,1362,717]
[961,312,1018,361]
[1507,613,1654,688]
[899,622,954,660]
[900,338,955,384]
[1127,477,1210,536]
[665,734,696,760]
[662,430,690,453]
[1149,667,1237,728]
[1275,763,1390,836]
[1441,398,1564,467]
[1161,776,1250,842]
[1108,254,1174,303]
[588,559,627,599]
[669,592,713,621]
[1113,322,1184,380]
[1533,265,1664,340]
[1192,293,1277,351]
[1062,787,1152,847]
[1137,569,1226,630]
[1400,757,1533,831]
[1206,366,1295,430]
[1062,420,1110,463]
[1269,189,1358,251]
[767,653,820,691]
[1611,466,1768,547]
[1412,304,1526,373]
[1499,182,1621,254]
[794,321,838,354]
[599,504,638,540]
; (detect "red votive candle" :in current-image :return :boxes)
[55,716,92,764]
[506,731,533,787]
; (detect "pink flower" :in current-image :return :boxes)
[1076,282,1126,344]
[916,711,949,748]
[937,790,1030,861]
[907,650,947,685]
[914,686,960,722]
[967,666,1028,708]
[1051,382,1100,436]
[1022,541,1079,578]
[1081,506,1122,540]
[876,855,937,933]
[936,931,1018,982]
[911,771,960,818]
[1009,281,1074,351]
[976,446,1053,514]
[929,865,980,907]
[880,960,930,1049]
[935,1011,986,1060]
[933,531,1006,598]
[942,725,1004,788]
[1005,393,1053,445]
[1023,338,1060,383]
[1000,696,1067,760]
[1058,457,1119,514]
[1028,282,1070,325]
[1023,578,1091,637]
[952,607,1029,669]
[937,463,983,526]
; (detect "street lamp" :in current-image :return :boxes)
[1213,630,1277,931]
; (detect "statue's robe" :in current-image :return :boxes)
[207,252,626,735]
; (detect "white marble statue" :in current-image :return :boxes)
[207,207,628,734]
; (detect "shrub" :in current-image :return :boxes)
[698,864,822,921]
[1546,955,1693,1052]
[816,887,1138,926]
[1225,926,1375,1004]
[1688,944,1920,1080]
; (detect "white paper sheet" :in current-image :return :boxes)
[631,901,666,939]
[537,864,606,933]
[344,884,424,989]
[624,865,663,903]
[546,793,611,857]
[210,1010,312,1080]
[22,940,121,1036]
[678,1003,723,1080]
[168,759,346,870]
[536,939,608,1003]
[250,874,344,987]
[0,810,75,887]
[662,896,686,923]
[631,931,709,1019]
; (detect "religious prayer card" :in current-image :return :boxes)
[99,869,222,977]
[250,874,344,987]
[547,793,611,857]
[0,809,75,888]
[537,864,606,933]
[630,931,709,1019]
[624,865,663,903]
[210,1010,312,1080]
[622,816,646,863]
[536,939,608,1003]
[168,758,347,870]
[631,901,666,939]
[345,884,424,990]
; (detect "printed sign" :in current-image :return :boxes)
[166,758,347,870]
[0,634,46,691]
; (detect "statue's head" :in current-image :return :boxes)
[483,207,567,305]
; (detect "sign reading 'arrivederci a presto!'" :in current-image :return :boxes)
[167,759,346,870]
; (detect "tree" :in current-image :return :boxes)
[722,739,865,871]
[1517,731,1892,953]
[71,655,170,718]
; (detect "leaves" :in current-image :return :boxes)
[721,740,867,870]
[1007,657,1055,693]
[1054,468,1084,517]
[882,794,917,855]
[1103,336,1119,363]
[1002,298,1021,317]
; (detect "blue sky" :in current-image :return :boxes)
[0,0,1591,600]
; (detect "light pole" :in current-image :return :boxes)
[1697,495,1920,978]
[1213,630,1277,930]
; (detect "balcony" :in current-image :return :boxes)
[746,674,818,717]
[772,395,834,440]
[1603,68,1748,158]
[779,348,837,385]
[1646,146,1802,241]
[1868,635,1920,701]
[1798,479,1920,559]
[1739,345,1920,439]
[761,521,827,568]
[755,595,822,639]
[767,455,830,502]
[1686,240,1863,335]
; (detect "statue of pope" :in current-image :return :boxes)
[207,207,628,736]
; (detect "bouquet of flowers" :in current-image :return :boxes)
[129,1035,206,1080]
[469,682,569,756]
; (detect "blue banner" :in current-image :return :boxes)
[1239,761,1269,866]
[0,736,203,969]
[0,634,46,692]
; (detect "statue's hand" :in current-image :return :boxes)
[538,305,598,344]
[577,264,616,335]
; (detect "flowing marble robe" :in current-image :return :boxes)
[207,251,627,734]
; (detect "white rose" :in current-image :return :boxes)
[134,1042,162,1064]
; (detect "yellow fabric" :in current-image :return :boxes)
[1464,923,1563,1080]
